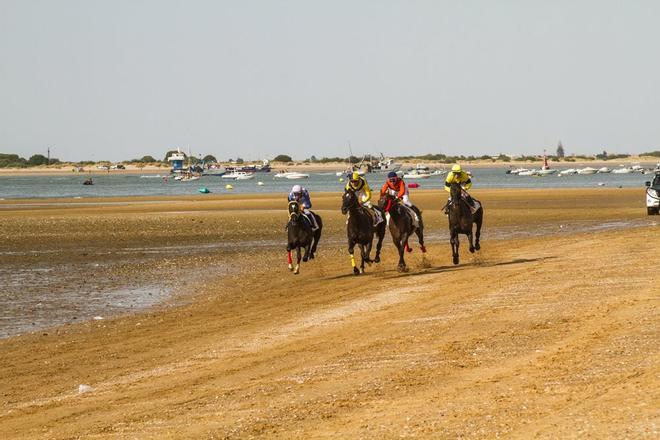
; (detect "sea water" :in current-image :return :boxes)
[0,168,653,199]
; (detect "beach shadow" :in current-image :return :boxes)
[376,256,555,280]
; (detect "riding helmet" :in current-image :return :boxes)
[292,184,302,193]
[351,171,360,181]
[387,171,398,179]
[451,164,462,173]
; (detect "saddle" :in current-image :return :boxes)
[363,206,384,226]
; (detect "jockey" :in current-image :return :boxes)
[444,164,475,213]
[288,184,319,230]
[380,171,411,207]
[346,171,381,225]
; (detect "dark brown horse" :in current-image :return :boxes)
[378,193,425,272]
[341,189,386,275]
[447,181,483,265]
[286,201,322,274]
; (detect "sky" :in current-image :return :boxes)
[1,0,659,162]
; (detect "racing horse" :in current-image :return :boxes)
[378,193,426,272]
[286,201,322,274]
[341,188,386,275]
[447,181,483,265]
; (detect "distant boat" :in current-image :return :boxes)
[612,166,633,174]
[285,172,310,180]
[403,169,432,179]
[577,167,598,175]
[558,168,578,176]
[221,171,256,180]
[597,167,612,173]
[82,178,94,185]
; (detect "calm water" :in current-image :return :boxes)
[0,168,653,199]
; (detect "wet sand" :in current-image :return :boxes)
[0,188,657,438]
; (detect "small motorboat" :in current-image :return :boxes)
[577,167,598,175]
[83,178,94,185]
[285,172,310,179]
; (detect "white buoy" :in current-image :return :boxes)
[225,184,234,190]
[257,181,264,186]
[339,178,344,182]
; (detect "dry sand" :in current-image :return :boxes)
[0,189,658,439]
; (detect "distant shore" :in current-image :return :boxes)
[0,156,658,176]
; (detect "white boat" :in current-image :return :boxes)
[558,168,578,176]
[236,172,255,180]
[222,171,255,180]
[403,169,432,179]
[536,168,557,176]
[274,171,292,178]
[507,167,531,175]
[285,172,310,179]
[179,175,201,182]
[577,167,598,175]
[597,167,612,173]
[612,166,633,174]
[517,170,536,176]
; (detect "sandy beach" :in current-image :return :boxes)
[0,188,657,438]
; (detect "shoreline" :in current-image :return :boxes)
[0,157,658,176]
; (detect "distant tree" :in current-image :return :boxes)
[28,154,49,166]
[595,150,608,160]
[496,154,511,162]
[235,157,244,164]
[273,154,293,162]
[203,154,217,163]
[140,155,157,163]
[309,155,318,162]
[348,155,360,164]
[641,150,660,157]
[556,141,565,158]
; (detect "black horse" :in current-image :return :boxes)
[378,193,426,272]
[286,201,322,274]
[341,189,386,275]
[447,181,483,265]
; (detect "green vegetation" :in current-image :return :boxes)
[273,154,293,162]
[641,150,660,157]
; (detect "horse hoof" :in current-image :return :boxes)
[397,264,408,273]
[294,266,300,274]
[475,244,481,251]
[309,254,315,259]
[353,267,360,275]
[469,247,475,253]
[420,245,427,253]
[302,256,309,262]
[288,264,293,271]
[453,257,459,265]
[374,256,381,263]
[360,268,364,274]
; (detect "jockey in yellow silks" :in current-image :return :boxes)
[444,164,475,213]
[345,171,381,225]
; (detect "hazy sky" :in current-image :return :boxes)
[1,1,659,162]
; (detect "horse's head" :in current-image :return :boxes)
[288,200,301,221]
[449,181,462,206]
[341,189,358,215]
[378,193,395,213]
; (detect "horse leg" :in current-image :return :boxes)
[294,246,301,274]
[302,242,311,262]
[450,232,459,265]
[349,240,360,275]
[474,213,482,251]
[468,231,475,253]
[374,224,385,263]
[287,249,293,271]
[359,244,367,273]
[398,232,410,272]
[310,215,322,258]
[364,240,374,265]
[416,224,426,253]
